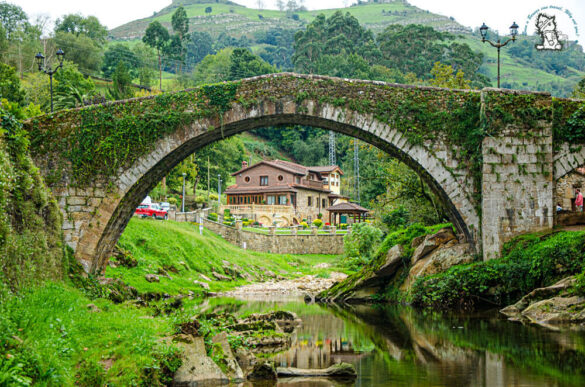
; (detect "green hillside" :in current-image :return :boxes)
[110,0,469,41]
[109,0,584,96]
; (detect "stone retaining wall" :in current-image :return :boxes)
[202,219,345,255]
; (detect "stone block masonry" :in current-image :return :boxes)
[202,219,345,255]
[481,89,554,259]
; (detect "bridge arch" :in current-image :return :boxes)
[29,73,483,273]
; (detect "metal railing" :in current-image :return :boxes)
[221,204,295,214]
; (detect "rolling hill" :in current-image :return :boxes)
[109,0,584,96]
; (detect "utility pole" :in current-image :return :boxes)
[354,140,360,204]
[181,173,186,212]
[329,131,336,166]
[207,156,210,202]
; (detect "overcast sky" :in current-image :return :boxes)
[10,0,584,41]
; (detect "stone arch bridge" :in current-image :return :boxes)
[25,73,584,273]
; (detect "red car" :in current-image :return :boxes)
[135,203,168,220]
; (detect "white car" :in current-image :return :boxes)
[160,202,170,211]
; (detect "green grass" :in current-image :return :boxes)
[410,230,585,309]
[106,219,346,295]
[0,282,181,385]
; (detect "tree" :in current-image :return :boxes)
[171,6,189,74]
[54,31,102,73]
[52,61,96,110]
[185,31,214,65]
[171,6,189,40]
[429,61,471,89]
[0,63,25,105]
[572,77,585,99]
[132,42,156,87]
[276,0,285,11]
[143,21,169,90]
[293,11,380,74]
[0,2,28,39]
[205,7,212,14]
[102,43,139,78]
[55,14,108,45]
[192,48,233,85]
[107,61,134,100]
[228,48,277,81]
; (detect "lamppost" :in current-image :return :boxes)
[479,22,519,88]
[181,173,186,213]
[35,49,65,113]
[217,174,222,209]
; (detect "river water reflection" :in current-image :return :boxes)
[199,296,585,386]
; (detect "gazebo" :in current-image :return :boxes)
[327,202,370,225]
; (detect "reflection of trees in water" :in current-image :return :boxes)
[198,298,585,386]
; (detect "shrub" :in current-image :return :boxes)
[207,213,218,222]
[338,223,348,230]
[209,194,218,201]
[195,196,206,204]
[342,222,383,266]
[168,197,178,206]
[312,219,323,228]
[317,213,323,219]
[300,221,309,229]
[223,209,231,217]
[410,230,585,309]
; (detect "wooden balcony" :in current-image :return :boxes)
[222,204,295,214]
[301,179,326,190]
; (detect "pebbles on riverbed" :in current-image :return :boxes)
[220,273,348,297]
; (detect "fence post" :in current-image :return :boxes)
[330,226,336,235]
[311,226,318,236]
[291,225,298,235]
[235,220,243,230]
[269,226,276,236]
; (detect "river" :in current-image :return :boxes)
[197,296,585,387]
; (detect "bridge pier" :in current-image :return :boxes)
[480,89,554,259]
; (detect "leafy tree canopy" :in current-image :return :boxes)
[293,11,380,74]
[185,31,214,65]
[0,62,25,105]
[0,2,28,39]
[143,21,170,52]
[429,61,471,89]
[54,31,103,74]
[171,6,189,41]
[377,24,487,87]
[102,43,139,79]
[228,48,277,81]
[55,14,108,45]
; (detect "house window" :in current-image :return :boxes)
[279,195,287,205]
[322,198,326,208]
[278,175,284,181]
[260,176,268,186]
[244,176,250,183]
[267,195,276,205]
[295,176,301,184]
[307,196,312,206]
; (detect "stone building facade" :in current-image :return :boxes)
[224,160,348,226]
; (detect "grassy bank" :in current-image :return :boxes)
[0,282,181,385]
[106,218,347,295]
[410,230,585,309]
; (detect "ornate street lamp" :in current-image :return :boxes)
[35,49,65,113]
[479,22,518,88]
[217,174,222,210]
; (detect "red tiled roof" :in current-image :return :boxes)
[309,165,344,175]
[231,159,344,177]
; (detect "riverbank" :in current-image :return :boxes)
[106,218,351,297]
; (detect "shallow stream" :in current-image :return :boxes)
[199,296,585,387]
